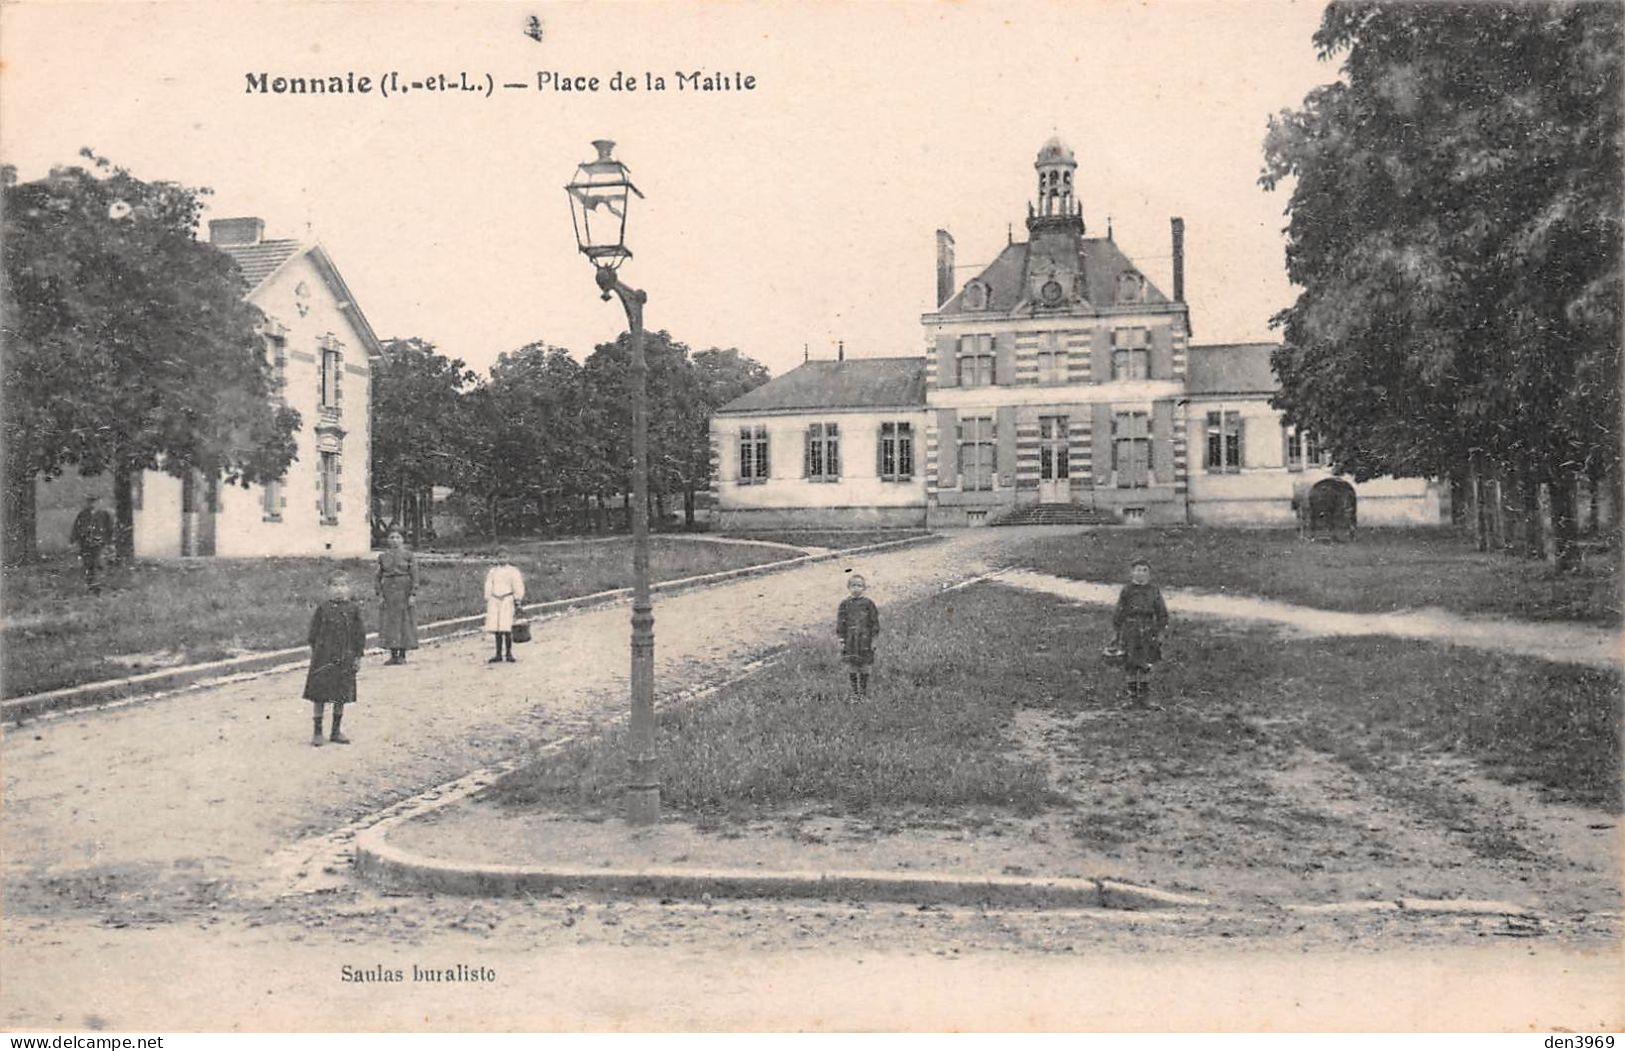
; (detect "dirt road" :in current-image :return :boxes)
[990,568,1624,668]
[2,532,1009,899]
[4,526,1620,1031]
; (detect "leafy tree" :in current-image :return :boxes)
[1261,2,1621,568]
[683,347,771,525]
[1,152,300,560]
[370,337,476,544]
[480,342,588,534]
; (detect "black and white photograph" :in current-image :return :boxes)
[1,0,1620,1035]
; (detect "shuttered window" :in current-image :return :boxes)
[805,422,841,482]
[319,452,339,522]
[1112,328,1150,380]
[958,416,996,491]
[1206,411,1244,472]
[877,422,913,482]
[1113,412,1152,489]
[1283,425,1326,470]
[1036,332,1064,384]
[957,335,995,387]
[738,425,770,484]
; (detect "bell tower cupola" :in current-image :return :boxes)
[1028,136,1085,235]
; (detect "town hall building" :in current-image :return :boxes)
[711,138,1448,529]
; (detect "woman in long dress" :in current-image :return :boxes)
[376,529,420,665]
[483,555,526,664]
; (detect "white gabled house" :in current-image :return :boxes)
[35,216,382,558]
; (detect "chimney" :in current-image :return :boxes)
[209,217,265,246]
[837,340,845,362]
[1170,217,1185,303]
[935,229,955,308]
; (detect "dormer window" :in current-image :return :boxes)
[963,281,989,311]
[1117,271,1146,304]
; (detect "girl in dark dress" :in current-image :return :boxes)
[376,529,419,664]
[836,573,880,697]
[1112,559,1169,705]
[304,571,367,746]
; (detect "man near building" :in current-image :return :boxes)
[69,493,115,594]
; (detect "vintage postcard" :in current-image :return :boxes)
[2,0,1620,1035]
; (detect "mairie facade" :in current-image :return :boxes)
[710,139,1448,530]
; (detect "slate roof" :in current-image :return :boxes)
[938,235,1170,315]
[1185,343,1280,395]
[717,357,927,414]
[216,239,303,292]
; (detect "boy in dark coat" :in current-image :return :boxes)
[304,571,367,746]
[69,494,115,594]
[1112,559,1169,706]
[836,573,880,697]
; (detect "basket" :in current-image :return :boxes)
[1102,641,1126,666]
[511,620,532,644]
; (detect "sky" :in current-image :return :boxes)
[1,0,1336,379]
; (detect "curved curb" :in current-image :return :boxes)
[353,818,1542,918]
[5,533,942,723]
[352,817,1214,910]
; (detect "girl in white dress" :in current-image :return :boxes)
[482,556,526,663]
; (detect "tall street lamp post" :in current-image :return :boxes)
[566,140,658,825]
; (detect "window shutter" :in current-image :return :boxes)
[994,335,1014,387]
[336,359,344,403]
[760,433,770,479]
[803,428,812,478]
[935,334,958,388]
[1282,424,1294,470]
[935,409,958,490]
[1092,328,1112,384]
[1153,400,1175,484]
[997,406,1017,487]
[1151,325,1173,380]
[876,425,886,477]
[1092,403,1114,485]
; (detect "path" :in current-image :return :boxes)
[5,525,1622,1031]
[989,568,1624,668]
[0,529,1010,903]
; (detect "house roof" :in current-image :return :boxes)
[1185,343,1280,395]
[214,238,384,359]
[717,357,927,414]
[216,239,303,291]
[937,235,1171,315]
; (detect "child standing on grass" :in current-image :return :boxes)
[303,570,366,747]
[836,573,880,697]
[1112,558,1169,706]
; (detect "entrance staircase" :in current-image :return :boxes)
[992,503,1121,527]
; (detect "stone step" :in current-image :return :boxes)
[992,504,1122,527]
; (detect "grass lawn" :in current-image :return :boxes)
[999,526,1621,625]
[0,537,795,699]
[488,582,1622,830]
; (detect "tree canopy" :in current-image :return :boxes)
[2,152,301,556]
[1261,2,1621,558]
[366,330,771,537]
